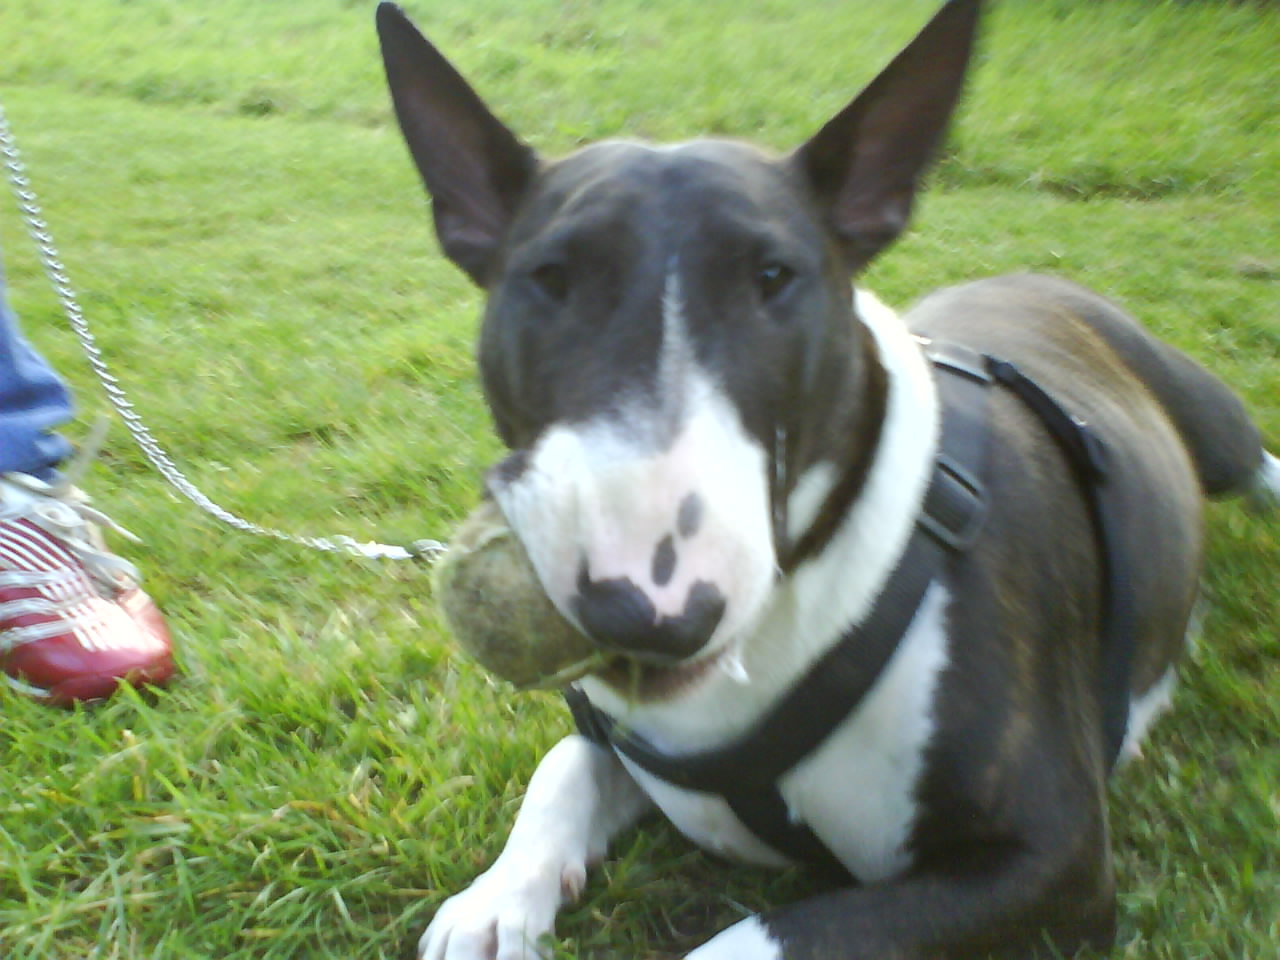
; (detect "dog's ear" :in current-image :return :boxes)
[792,0,980,270]
[376,3,538,286]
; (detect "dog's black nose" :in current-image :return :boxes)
[572,564,725,662]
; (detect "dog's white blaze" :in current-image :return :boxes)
[684,916,782,960]
[659,268,695,407]
[491,271,775,652]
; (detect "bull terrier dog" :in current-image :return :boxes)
[376,1,1278,956]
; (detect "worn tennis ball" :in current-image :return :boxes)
[434,499,604,689]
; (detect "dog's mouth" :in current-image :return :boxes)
[590,641,739,702]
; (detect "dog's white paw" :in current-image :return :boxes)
[418,857,581,960]
[684,916,782,960]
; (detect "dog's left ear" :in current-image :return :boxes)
[376,2,538,286]
[793,0,981,270]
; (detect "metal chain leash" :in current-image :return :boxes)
[0,102,445,562]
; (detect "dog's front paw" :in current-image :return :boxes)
[418,857,583,960]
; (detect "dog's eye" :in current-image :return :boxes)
[757,262,795,302]
[531,263,570,302]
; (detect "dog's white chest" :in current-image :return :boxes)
[619,584,951,883]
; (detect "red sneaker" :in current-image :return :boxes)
[0,472,174,704]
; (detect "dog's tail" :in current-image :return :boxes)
[970,275,1271,505]
[1067,293,1272,508]
[1117,329,1270,504]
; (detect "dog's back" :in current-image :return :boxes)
[907,273,1264,498]
[905,272,1265,707]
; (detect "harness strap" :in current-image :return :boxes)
[566,344,994,873]
[986,359,1133,766]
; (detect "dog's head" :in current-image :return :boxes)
[378,1,979,685]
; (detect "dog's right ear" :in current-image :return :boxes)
[792,0,981,271]
[376,3,538,287]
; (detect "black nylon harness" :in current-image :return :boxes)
[565,342,1134,873]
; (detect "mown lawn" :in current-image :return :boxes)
[0,1,1275,958]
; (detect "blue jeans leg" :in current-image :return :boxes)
[0,247,74,479]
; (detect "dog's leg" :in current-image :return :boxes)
[684,845,1114,960]
[419,735,650,960]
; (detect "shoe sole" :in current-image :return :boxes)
[7,657,176,705]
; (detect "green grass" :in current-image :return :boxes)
[0,0,1276,957]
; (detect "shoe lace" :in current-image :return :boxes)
[2,422,141,590]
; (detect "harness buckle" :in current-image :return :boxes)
[919,454,987,550]
[927,340,996,385]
